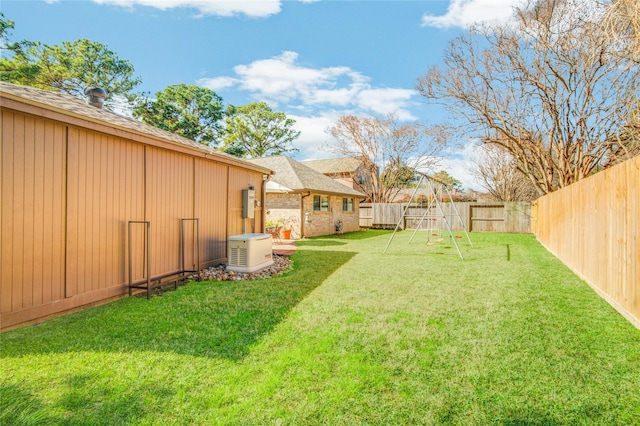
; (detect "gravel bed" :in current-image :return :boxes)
[196,255,293,282]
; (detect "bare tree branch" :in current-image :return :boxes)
[327,114,444,203]
[473,144,538,201]
[417,0,640,195]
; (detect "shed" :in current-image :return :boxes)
[0,82,273,330]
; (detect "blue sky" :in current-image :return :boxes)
[2,0,522,190]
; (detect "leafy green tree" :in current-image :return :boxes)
[381,161,416,188]
[1,37,141,106]
[0,13,14,42]
[133,84,224,146]
[0,13,39,85]
[0,13,26,55]
[431,170,462,191]
[222,102,300,158]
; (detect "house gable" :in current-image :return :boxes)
[303,157,372,194]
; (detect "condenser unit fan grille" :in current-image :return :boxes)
[229,247,248,266]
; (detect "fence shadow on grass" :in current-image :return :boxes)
[1,375,176,426]
[1,250,356,362]
[296,230,394,247]
[296,239,347,247]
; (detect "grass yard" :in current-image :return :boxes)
[2,231,639,425]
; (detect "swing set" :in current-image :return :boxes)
[383,171,473,258]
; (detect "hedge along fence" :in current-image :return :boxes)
[531,155,640,328]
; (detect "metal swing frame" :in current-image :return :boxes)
[383,172,473,258]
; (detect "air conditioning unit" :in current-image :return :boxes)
[227,233,273,273]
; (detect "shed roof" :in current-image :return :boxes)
[248,156,365,198]
[0,82,272,174]
[302,156,364,174]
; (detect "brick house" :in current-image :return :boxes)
[249,156,366,238]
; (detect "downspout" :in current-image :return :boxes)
[300,191,311,238]
[261,173,271,233]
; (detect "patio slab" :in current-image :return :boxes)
[272,239,298,256]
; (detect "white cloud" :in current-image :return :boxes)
[356,88,417,120]
[232,51,352,104]
[92,0,281,17]
[230,51,370,108]
[288,112,343,160]
[200,51,417,119]
[198,76,240,91]
[422,0,524,29]
[436,142,484,191]
[413,142,484,191]
[198,52,422,161]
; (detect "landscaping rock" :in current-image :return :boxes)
[197,254,293,282]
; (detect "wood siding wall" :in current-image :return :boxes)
[360,202,531,234]
[1,108,266,330]
[2,111,67,318]
[195,158,229,269]
[227,166,264,235]
[146,147,195,277]
[531,156,640,328]
[66,128,145,297]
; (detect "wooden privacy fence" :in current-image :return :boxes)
[531,156,640,329]
[360,202,531,233]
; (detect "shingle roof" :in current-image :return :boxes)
[0,82,271,173]
[248,156,365,198]
[302,156,364,174]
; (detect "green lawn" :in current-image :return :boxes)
[2,231,639,425]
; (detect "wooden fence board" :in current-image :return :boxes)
[531,156,640,328]
[360,202,531,234]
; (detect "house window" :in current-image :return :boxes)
[343,197,354,212]
[313,195,329,211]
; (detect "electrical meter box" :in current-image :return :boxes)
[242,189,255,219]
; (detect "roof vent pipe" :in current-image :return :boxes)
[84,87,106,109]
